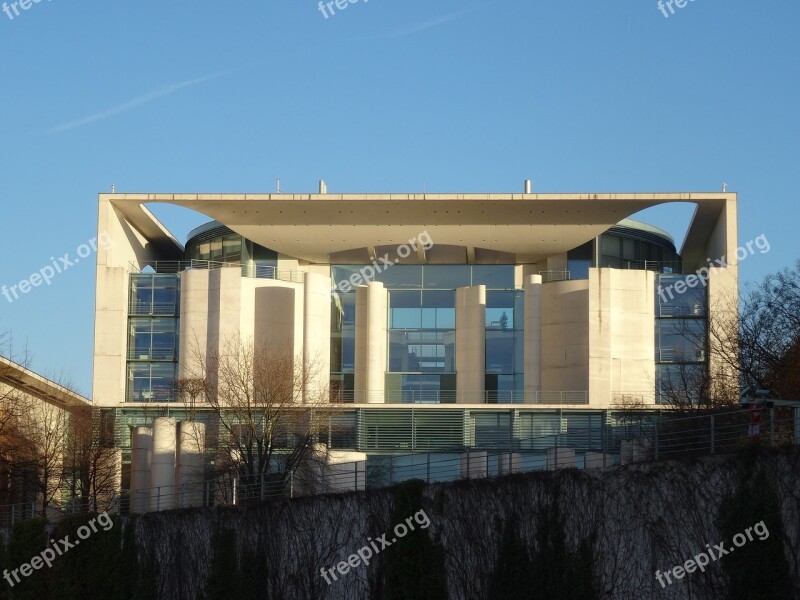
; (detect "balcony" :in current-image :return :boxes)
[330,390,589,405]
[130,260,305,284]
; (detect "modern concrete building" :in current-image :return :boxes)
[91,186,738,495]
[0,356,118,521]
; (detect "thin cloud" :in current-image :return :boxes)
[388,6,479,39]
[45,69,232,135]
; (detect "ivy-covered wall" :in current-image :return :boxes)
[1,447,799,600]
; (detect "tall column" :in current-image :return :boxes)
[178,269,210,380]
[150,417,177,512]
[354,282,388,403]
[130,426,153,514]
[456,285,486,403]
[303,272,332,403]
[524,275,543,402]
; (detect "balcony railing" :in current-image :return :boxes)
[130,260,305,284]
[618,260,683,273]
[128,301,179,316]
[329,390,590,405]
[127,349,177,361]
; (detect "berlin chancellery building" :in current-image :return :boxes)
[91,187,738,500]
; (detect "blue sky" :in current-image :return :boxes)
[0,0,797,396]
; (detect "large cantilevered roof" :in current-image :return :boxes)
[104,192,735,264]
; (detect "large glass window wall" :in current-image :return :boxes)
[654,274,708,404]
[126,274,180,402]
[330,265,518,404]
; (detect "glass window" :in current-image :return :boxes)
[199,241,211,261]
[127,363,177,402]
[128,318,178,361]
[656,364,706,404]
[389,331,454,373]
[422,266,472,289]
[385,374,451,403]
[471,265,515,289]
[342,331,355,370]
[656,319,706,363]
[622,238,636,260]
[486,331,515,373]
[656,275,707,317]
[486,290,516,329]
[223,235,242,263]
[129,274,179,315]
[601,235,620,258]
[473,412,512,447]
[374,265,423,289]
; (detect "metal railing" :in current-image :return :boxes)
[130,260,305,284]
[539,269,571,283]
[127,348,177,361]
[2,409,797,525]
[617,260,683,273]
[329,390,590,405]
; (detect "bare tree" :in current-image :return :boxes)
[64,406,120,512]
[736,260,800,399]
[182,336,333,501]
[15,395,70,515]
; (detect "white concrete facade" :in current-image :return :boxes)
[91,191,738,410]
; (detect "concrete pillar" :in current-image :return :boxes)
[178,269,211,380]
[303,272,332,403]
[524,275,543,402]
[498,452,524,475]
[460,451,488,479]
[456,285,486,403]
[176,421,206,508]
[547,447,576,470]
[583,452,612,469]
[354,282,388,403]
[150,417,177,512]
[254,286,297,361]
[130,426,153,514]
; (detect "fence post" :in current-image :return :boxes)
[354,462,359,491]
[289,471,294,498]
[602,410,608,468]
[233,477,238,505]
[554,436,558,470]
[426,453,431,483]
[710,414,715,455]
[654,419,660,461]
[770,408,775,446]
